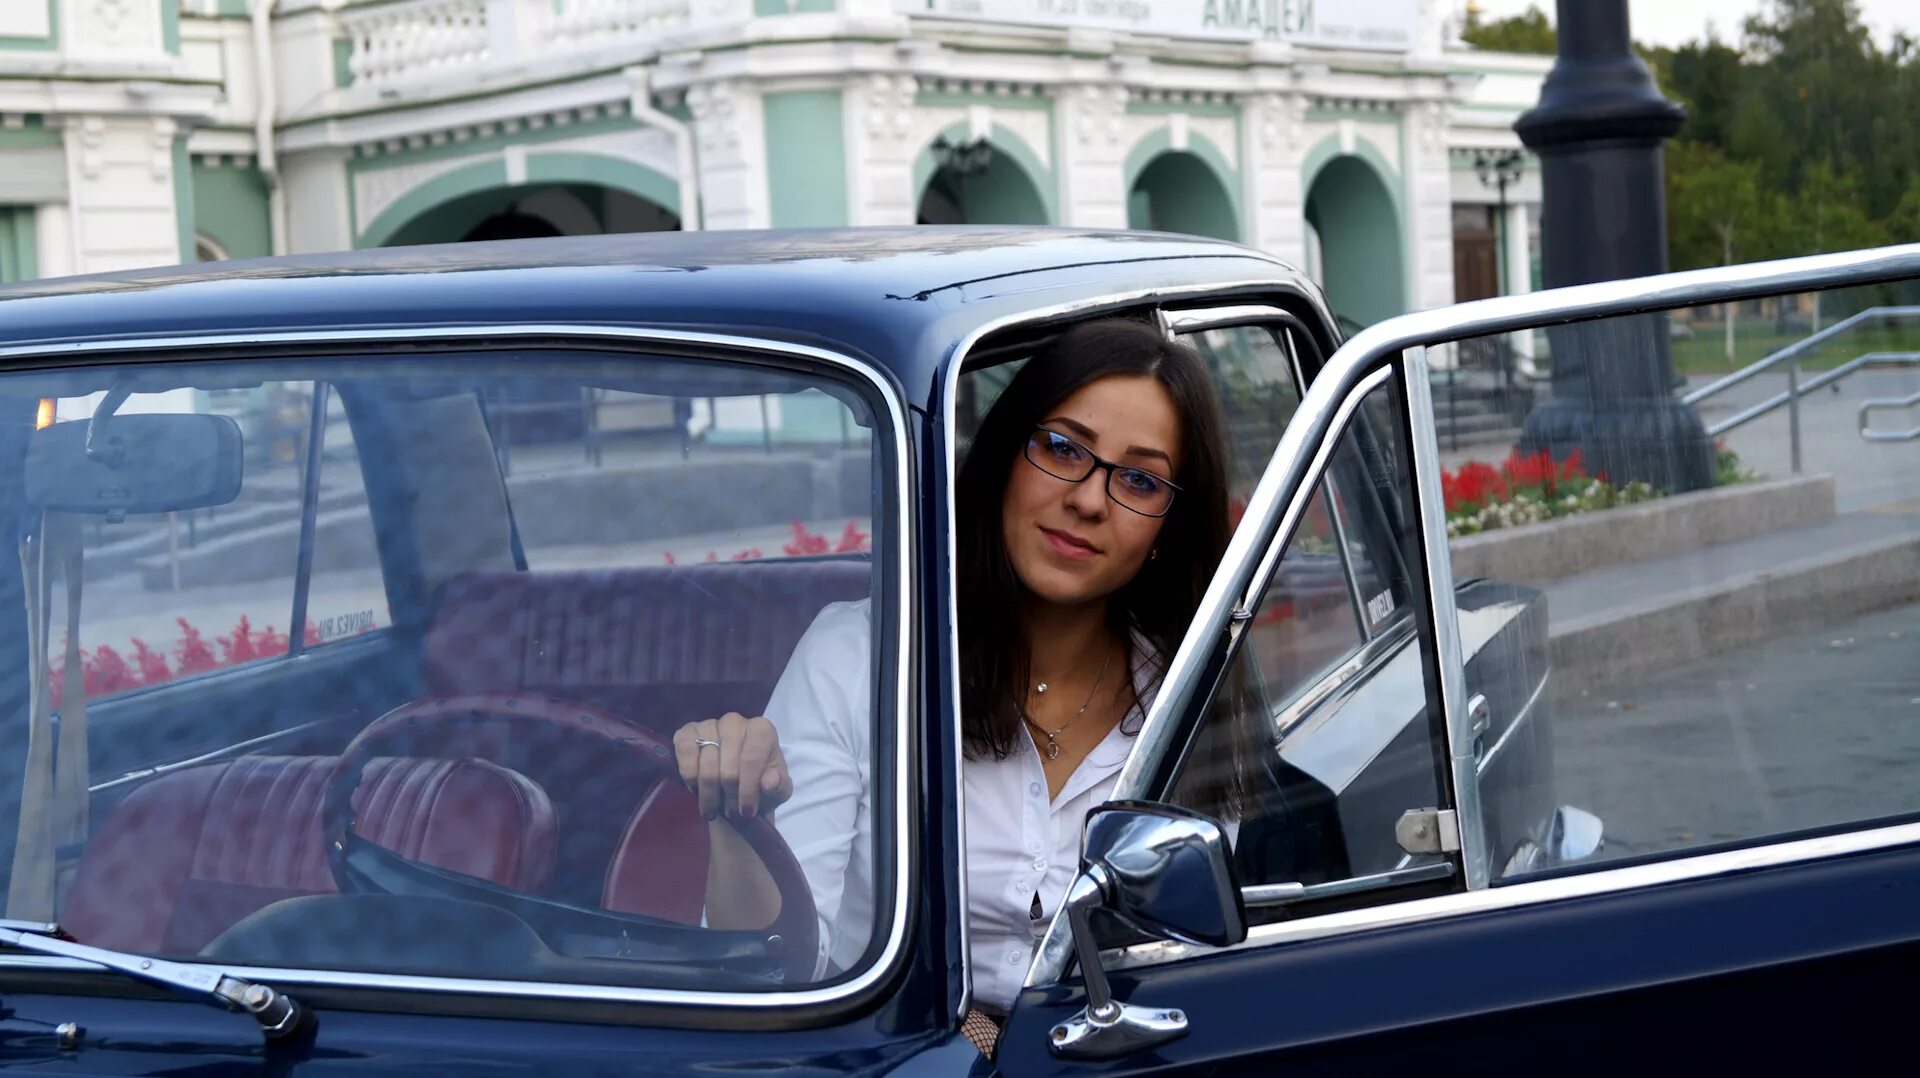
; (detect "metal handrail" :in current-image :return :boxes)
[1861,389,1920,442]
[1708,351,1920,434]
[1679,305,1920,472]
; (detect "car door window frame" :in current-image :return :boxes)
[937,278,1346,1019]
[1165,305,1381,650]
[1022,242,1920,993]
[0,323,918,1022]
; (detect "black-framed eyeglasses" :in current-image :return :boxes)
[1023,427,1182,518]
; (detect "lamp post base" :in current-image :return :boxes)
[1518,395,1715,494]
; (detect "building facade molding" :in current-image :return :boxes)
[2,2,1549,319]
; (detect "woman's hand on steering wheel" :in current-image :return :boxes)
[673,713,792,822]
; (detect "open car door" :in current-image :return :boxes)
[997,243,1920,1075]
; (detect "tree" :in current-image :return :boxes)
[1667,141,1783,357]
[1461,3,1555,55]
[1888,180,1920,245]
[1731,0,1905,218]
[1653,33,1744,150]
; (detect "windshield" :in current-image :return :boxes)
[0,345,897,993]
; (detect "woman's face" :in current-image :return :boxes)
[1001,374,1182,608]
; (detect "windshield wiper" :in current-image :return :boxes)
[0,919,309,1042]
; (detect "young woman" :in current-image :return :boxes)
[672,317,1255,1053]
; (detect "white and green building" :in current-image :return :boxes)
[1,0,1547,329]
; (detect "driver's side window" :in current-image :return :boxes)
[1166,373,1453,909]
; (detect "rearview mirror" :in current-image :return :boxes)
[1049,802,1244,1060]
[27,413,244,515]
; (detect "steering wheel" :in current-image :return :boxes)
[321,693,818,983]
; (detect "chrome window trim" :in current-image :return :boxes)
[1235,367,1394,635]
[1099,818,1920,974]
[1023,242,1920,993]
[0,324,917,1014]
[1322,477,1371,641]
[1162,304,1308,337]
[1403,345,1484,889]
[1268,620,1417,744]
[934,272,1311,1016]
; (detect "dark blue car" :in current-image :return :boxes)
[0,229,1915,1074]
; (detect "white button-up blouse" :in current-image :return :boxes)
[761,597,1159,1013]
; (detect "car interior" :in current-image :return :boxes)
[0,349,888,990]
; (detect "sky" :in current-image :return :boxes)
[1469,0,1917,49]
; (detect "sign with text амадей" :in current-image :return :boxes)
[901,0,1419,53]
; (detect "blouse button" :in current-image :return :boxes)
[1007,951,1024,965]
[1032,858,1048,872]
[1028,781,1041,796]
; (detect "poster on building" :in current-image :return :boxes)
[900,0,1419,52]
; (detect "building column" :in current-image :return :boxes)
[59,114,192,273]
[1501,199,1532,297]
[34,202,74,280]
[1504,199,1538,367]
[283,149,352,252]
[686,80,768,231]
[1056,83,1129,230]
[848,73,918,226]
[1244,91,1307,266]
[1400,97,1456,313]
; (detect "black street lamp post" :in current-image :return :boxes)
[1513,0,1713,492]
[1473,148,1524,226]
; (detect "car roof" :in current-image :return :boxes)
[0,227,1318,408]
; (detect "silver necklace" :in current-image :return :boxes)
[1023,648,1113,762]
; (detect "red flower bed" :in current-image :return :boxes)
[1442,449,1597,516]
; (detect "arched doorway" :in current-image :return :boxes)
[915,135,1050,225]
[1303,155,1406,329]
[380,182,678,247]
[1126,150,1239,241]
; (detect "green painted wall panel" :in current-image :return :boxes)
[0,208,39,283]
[163,0,181,54]
[1122,127,1242,242]
[0,121,62,151]
[763,90,848,228]
[754,0,834,13]
[0,1,58,51]
[1127,152,1239,242]
[333,39,354,87]
[192,161,273,260]
[1305,156,1405,327]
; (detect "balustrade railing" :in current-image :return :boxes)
[341,0,491,88]
[337,0,703,89]
[547,0,694,49]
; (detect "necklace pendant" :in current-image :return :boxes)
[1043,738,1061,761]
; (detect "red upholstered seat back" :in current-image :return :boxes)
[418,560,869,918]
[61,755,555,955]
[421,561,871,734]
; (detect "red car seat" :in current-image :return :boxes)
[61,754,555,955]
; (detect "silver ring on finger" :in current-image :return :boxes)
[694,738,721,749]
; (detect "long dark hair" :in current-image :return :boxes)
[956,317,1257,819]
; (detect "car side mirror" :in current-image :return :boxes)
[1049,802,1245,1060]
